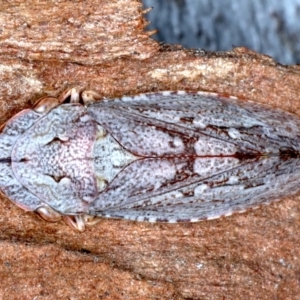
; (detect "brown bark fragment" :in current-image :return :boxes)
[0,1,299,299]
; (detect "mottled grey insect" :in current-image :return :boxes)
[0,88,300,231]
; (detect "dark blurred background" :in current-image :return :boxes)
[143,0,300,65]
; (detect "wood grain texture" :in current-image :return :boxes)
[0,1,299,299]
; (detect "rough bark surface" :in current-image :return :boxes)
[0,1,299,299]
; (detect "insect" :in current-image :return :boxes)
[0,88,300,231]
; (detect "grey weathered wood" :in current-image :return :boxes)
[143,0,300,64]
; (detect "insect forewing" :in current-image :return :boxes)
[85,93,300,222]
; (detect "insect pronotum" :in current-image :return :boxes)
[0,88,299,231]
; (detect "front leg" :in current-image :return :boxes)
[33,87,82,113]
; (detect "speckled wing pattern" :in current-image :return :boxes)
[86,92,300,222]
[1,91,300,224]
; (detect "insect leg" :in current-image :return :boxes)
[32,96,61,114]
[81,90,102,104]
[58,87,82,104]
[33,88,82,114]
[83,215,102,227]
[63,215,101,231]
[35,205,62,222]
[63,215,86,232]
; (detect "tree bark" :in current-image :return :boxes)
[0,1,299,299]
